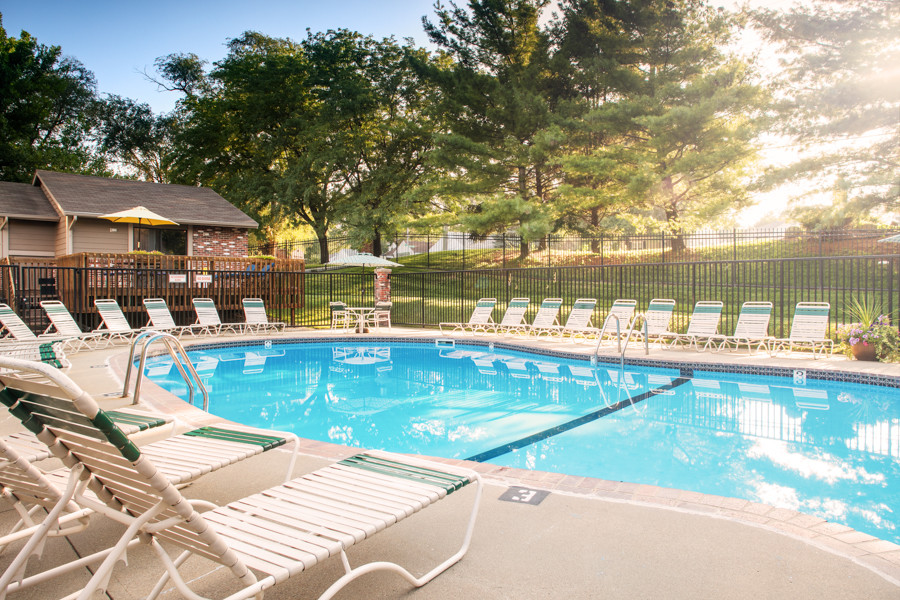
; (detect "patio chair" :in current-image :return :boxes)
[597,299,638,343]
[143,298,202,338]
[0,355,304,592]
[242,298,286,334]
[192,297,244,335]
[439,298,497,334]
[0,340,70,370]
[364,300,393,330]
[631,299,676,346]
[93,299,143,344]
[329,301,351,331]
[527,298,564,336]
[712,301,774,354]
[770,302,834,359]
[493,297,530,334]
[39,300,107,351]
[0,356,482,600]
[0,303,85,354]
[559,298,599,340]
[662,301,724,351]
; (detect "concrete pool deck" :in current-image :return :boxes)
[1,326,899,599]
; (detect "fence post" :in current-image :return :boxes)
[600,235,604,266]
[661,233,666,263]
[427,234,431,270]
[502,233,507,269]
[547,235,552,268]
[733,228,737,262]
[462,234,466,271]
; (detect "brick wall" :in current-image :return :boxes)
[192,226,250,257]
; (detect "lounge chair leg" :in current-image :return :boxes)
[318,475,483,600]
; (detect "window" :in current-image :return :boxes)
[134,227,187,255]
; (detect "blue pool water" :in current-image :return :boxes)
[144,341,900,545]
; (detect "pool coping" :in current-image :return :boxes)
[107,329,900,585]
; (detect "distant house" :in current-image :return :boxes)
[0,170,257,259]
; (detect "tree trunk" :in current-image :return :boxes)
[372,229,383,257]
[318,235,330,265]
[517,165,530,259]
[590,208,600,253]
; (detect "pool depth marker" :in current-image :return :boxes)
[465,373,692,463]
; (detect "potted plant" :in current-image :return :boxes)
[836,296,900,362]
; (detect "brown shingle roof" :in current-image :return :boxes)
[0,181,60,221]
[34,170,257,229]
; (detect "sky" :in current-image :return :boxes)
[2,0,798,223]
[1,0,443,114]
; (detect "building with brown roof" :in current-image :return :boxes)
[0,171,257,258]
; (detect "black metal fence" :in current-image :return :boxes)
[250,228,900,270]
[3,254,898,340]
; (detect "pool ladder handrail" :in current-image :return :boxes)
[121,330,209,411]
[595,313,650,369]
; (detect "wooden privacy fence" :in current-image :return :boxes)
[3,265,305,333]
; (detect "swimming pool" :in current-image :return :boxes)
[144,340,900,545]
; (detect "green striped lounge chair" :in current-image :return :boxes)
[40,300,107,351]
[0,303,86,354]
[93,299,143,345]
[142,298,202,338]
[494,298,530,334]
[0,356,482,600]
[770,302,834,359]
[560,298,599,340]
[439,298,497,335]
[713,301,774,354]
[633,299,677,346]
[242,298,286,334]
[527,298,564,336]
[0,355,304,593]
[597,299,638,342]
[664,301,724,351]
[192,297,245,336]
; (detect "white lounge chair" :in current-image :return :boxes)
[663,301,723,351]
[528,298,564,336]
[439,298,497,334]
[0,356,482,600]
[242,298,286,334]
[559,298,598,340]
[597,299,638,343]
[93,299,142,344]
[713,301,774,354]
[632,299,676,346]
[40,301,106,350]
[192,297,244,335]
[494,297,530,334]
[0,303,87,353]
[770,301,834,358]
[143,298,202,337]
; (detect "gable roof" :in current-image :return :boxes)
[34,170,257,229]
[0,181,59,221]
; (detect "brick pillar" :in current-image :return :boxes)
[374,268,391,302]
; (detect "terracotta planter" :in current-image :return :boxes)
[850,343,877,361]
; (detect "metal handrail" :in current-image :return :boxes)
[121,331,209,411]
[617,313,650,369]
[595,314,623,354]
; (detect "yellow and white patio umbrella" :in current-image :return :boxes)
[98,206,178,226]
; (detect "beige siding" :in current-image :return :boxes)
[55,219,68,256]
[72,218,128,254]
[8,219,56,257]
